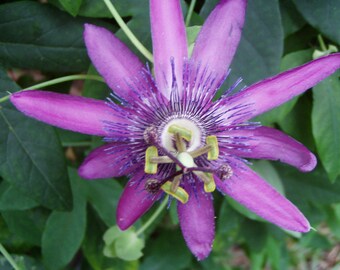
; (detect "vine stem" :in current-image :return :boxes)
[0,243,21,270]
[103,0,153,63]
[185,0,197,27]
[0,74,104,103]
[136,195,169,236]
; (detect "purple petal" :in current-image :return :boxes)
[150,0,188,98]
[227,53,340,122]
[177,185,215,260]
[216,160,310,232]
[84,24,150,103]
[116,171,160,230]
[10,90,127,136]
[78,143,140,179]
[221,126,316,172]
[191,0,246,91]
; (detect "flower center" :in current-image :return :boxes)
[143,118,224,204]
[160,118,202,153]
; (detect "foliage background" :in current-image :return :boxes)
[0,0,339,269]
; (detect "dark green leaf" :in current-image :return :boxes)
[58,0,83,16]
[0,181,38,210]
[0,69,72,210]
[42,169,87,270]
[279,0,306,37]
[312,71,340,181]
[83,65,111,100]
[140,229,191,270]
[293,0,340,45]
[0,1,89,72]
[240,220,268,253]
[0,255,45,270]
[2,208,49,246]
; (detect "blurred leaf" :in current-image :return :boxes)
[78,0,112,18]
[84,179,123,227]
[293,0,340,45]
[0,1,89,73]
[140,229,191,270]
[2,208,49,246]
[103,225,145,261]
[0,69,72,211]
[0,255,44,270]
[83,65,111,100]
[279,94,315,150]
[327,204,340,239]
[42,169,87,270]
[300,231,331,249]
[257,49,313,125]
[278,164,340,205]
[202,0,283,92]
[0,181,38,210]
[279,0,306,37]
[240,220,268,253]
[58,0,83,16]
[266,237,288,270]
[186,26,201,57]
[312,71,340,181]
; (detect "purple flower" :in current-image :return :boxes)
[10,0,340,260]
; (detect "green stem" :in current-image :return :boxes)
[185,0,197,27]
[0,243,21,270]
[0,74,104,103]
[103,0,153,63]
[136,196,169,236]
[317,34,327,51]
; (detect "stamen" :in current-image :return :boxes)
[170,175,182,193]
[145,146,158,174]
[168,124,192,142]
[189,145,212,158]
[206,135,219,160]
[194,171,216,193]
[150,156,173,164]
[161,181,189,204]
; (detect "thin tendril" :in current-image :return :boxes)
[0,243,21,270]
[317,34,327,51]
[135,195,169,236]
[185,0,197,27]
[103,0,153,63]
[0,74,104,103]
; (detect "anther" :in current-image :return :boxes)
[194,171,216,193]
[144,146,158,174]
[161,181,189,204]
[218,164,233,180]
[206,135,219,160]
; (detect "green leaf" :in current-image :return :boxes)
[0,255,45,270]
[140,229,191,270]
[83,65,111,100]
[58,0,83,16]
[42,169,87,270]
[0,1,89,73]
[202,0,283,91]
[312,71,340,181]
[84,179,123,227]
[257,49,313,125]
[292,0,340,45]
[0,69,72,211]
[0,181,38,210]
[2,208,49,246]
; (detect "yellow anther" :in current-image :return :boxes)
[206,135,219,160]
[168,125,192,141]
[161,181,189,204]
[204,178,216,193]
[144,146,158,174]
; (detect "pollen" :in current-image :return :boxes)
[144,146,159,174]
